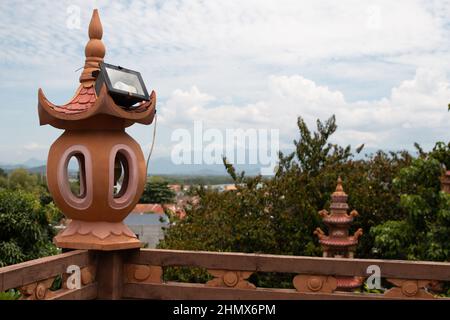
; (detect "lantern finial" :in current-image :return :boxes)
[79,9,106,85]
[332,176,346,196]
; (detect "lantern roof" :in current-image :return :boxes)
[37,9,156,129]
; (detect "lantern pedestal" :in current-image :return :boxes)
[54,220,141,251]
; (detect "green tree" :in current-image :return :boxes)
[140,177,176,204]
[159,115,448,287]
[159,115,413,286]
[0,168,8,189]
[0,177,7,190]
[371,143,450,261]
[0,189,58,267]
[8,168,39,192]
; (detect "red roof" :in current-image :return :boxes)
[323,215,353,224]
[131,203,186,219]
[51,86,96,115]
[49,85,153,116]
[132,204,165,214]
[319,237,358,247]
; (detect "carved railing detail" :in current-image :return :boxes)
[81,265,97,286]
[124,264,163,284]
[19,277,57,300]
[384,279,435,299]
[293,274,337,293]
[0,250,97,300]
[206,270,255,289]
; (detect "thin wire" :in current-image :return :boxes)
[145,112,158,174]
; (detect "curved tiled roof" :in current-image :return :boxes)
[51,86,97,115]
[322,214,353,224]
[319,237,358,247]
[47,85,154,116]
[38,84,156,129]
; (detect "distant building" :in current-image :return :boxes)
[208,184,239,192]
[223,184,237,191]
[124,212,169,248]
[124,203,187,248]
[133,203,165,214]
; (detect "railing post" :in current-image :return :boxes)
[96,249,134,300]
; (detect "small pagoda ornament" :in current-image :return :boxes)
[314,177,364,291]
[38,9,156,250]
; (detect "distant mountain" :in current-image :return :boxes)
[147,156,263,176]
[0,146,400,177]
[0,155,271,176]
[0,146,404,178]
[27,165,47,175]
[22,158,46,168]
[0,158,46,171]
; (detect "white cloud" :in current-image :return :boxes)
[23,142,48,151]
[158,68,450,152]
[1,1,450,164]
[2,0,450,93]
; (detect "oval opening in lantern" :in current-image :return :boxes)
[113,152,129,198]
[67,153,86,199]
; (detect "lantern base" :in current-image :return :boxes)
[54,219,142,251]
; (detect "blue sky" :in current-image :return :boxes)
[0,0,449,165]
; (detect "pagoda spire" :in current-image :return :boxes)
[314,177,363,291]
[79,9,106,86]
[335,176,344,193]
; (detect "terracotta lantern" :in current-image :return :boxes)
[38,9,156,250]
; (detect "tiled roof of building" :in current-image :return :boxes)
[133,204,165,214]
[132,203,186,219]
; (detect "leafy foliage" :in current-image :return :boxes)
[140,177,176,204]
[0,289,20,300]
[8,168,39,192]
[159,115,422,285]
[0,169,61,268]
[0,189,59,267]
[371,146,450,261]
[159,112,450,288]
